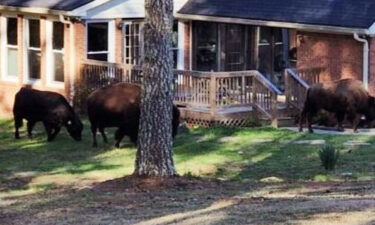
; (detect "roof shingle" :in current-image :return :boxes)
[0,0,95,11]
[178,0,375,29]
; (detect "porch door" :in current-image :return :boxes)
[123,21,143,81]
[258,27,286,87]
[222,24,246,71]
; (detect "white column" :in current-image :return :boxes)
[177,21,185,70]
[108,19,116,63]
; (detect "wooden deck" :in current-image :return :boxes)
[76,60,312,127]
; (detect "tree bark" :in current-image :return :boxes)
[134,0,177,177]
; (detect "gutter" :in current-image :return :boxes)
[353,33,369,90]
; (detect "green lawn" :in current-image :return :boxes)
[1,118,374,193]
[1,118,375,225]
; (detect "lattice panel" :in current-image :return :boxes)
[183,117,257,128]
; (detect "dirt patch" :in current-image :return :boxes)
[92,175,223,193]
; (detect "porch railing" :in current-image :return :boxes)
[285,68,310,112]
[296,67,323,85]
[77,60,283,125]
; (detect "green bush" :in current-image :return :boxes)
[319,145,340,171]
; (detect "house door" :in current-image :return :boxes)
[258,27,287,88]
[222,24,246,71]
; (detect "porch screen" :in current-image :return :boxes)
[123,22,142,65]
[27,19,41,80]
[87,23,108,61]
[257,27,286,86]
[193,21,218,71]
[6,17,18,77]
[53,22,64,82]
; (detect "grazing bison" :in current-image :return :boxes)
[87,83,180,147]
[13,88,83,141]
[299,79,375,133]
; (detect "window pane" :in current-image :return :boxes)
[29,20,40,48]
[7,18,17,46]
[53,22,64,50]
[172,20,178,48]
[88,53,108,61]
[87,23,108,52]
[259,27,272,44]
[7,48,18,76]
[194,21,218,71]
[28,50,41,79]
[54,52,64,82]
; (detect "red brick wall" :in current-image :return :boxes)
[0,15,70,117]
[368,37,375,95]
[297,31,363,84]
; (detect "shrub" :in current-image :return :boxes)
[319,145,340,171]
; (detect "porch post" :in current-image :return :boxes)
[177,21,185,70]
[210,75,217,117]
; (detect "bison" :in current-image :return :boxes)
[13,88,83,141]
[87,83,180,147]
[299,79,375,133]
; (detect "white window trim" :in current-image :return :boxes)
[24,17,42,85]
[46,20,65,88]
[86,19,115,63]
[1,16,19,82]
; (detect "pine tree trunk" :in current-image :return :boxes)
[134,0,177,177]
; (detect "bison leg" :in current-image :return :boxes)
[114,128,126,148]
[49,126,61,141]
[27,121,36,138]
[299,108,307,132]
[335,112,345,132]
[307,111,315,133]
[14,116,23,139]
[91,125,98,148]
[99,127,108,143]
[350,114,361,133]
[43,122,58,142]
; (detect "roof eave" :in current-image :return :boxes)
[175,13,370,35]
[0,5,70,16]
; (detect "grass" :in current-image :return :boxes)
[1,118,374,192]
[1,118,375,224]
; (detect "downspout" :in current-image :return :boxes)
[353,33,369,90]
[59,14,76,105]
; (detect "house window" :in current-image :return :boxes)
[193,21,218,71]
[123,21,142,65]
[52,22,64,82]
[27,19,41,80]
[87,22,108,61]
[6,17,18,78]
[171,20,178,69]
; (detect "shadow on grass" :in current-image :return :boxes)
[1,176,374,225]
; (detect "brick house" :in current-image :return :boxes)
[1,0,375,125]
[0,0,188,115]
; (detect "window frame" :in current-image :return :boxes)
[24,18,42,84]
[46,20,65,88]
[122,20,144,66]
[86,20,115,62]
[1,15,19,82]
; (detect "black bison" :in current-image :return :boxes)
[87,83,180,147]
[299,79,375,133]
[13,88,83,141]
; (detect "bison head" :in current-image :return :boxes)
[66,115,83,141]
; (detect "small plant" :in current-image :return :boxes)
[319,145,340,170]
